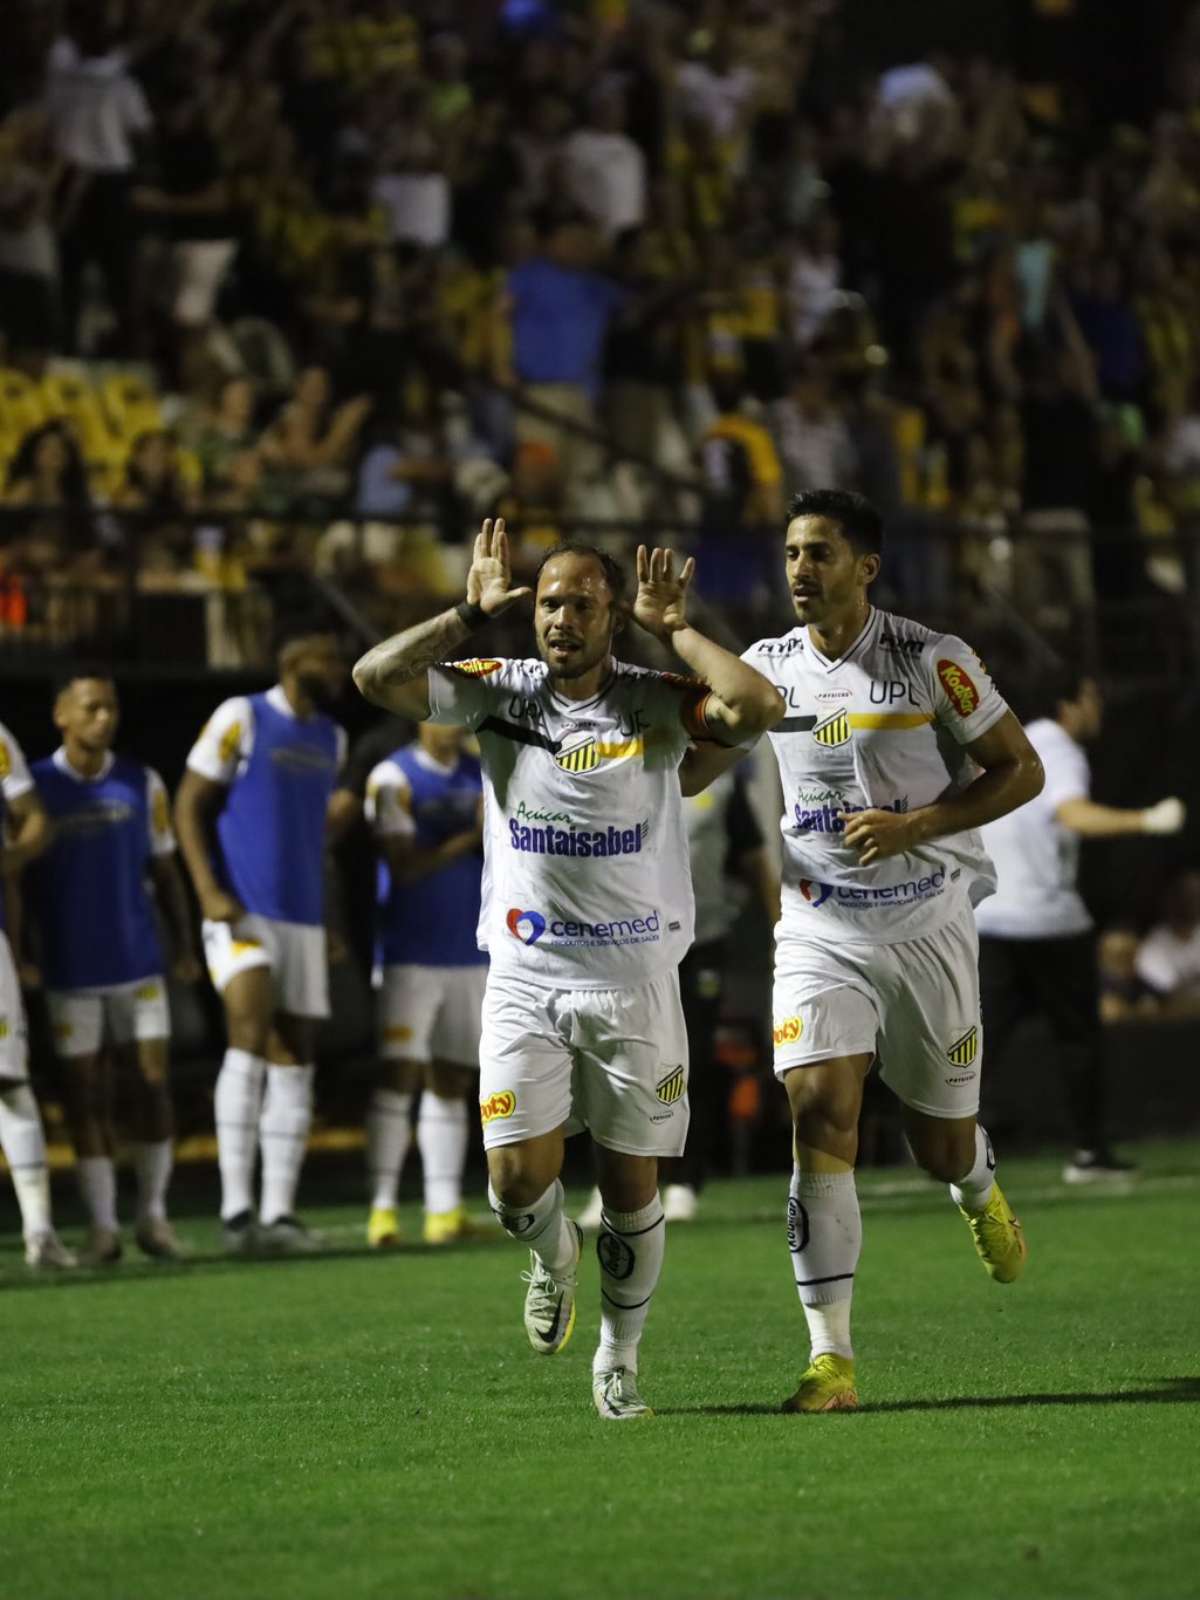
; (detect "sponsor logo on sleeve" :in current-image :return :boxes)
[655,1066,686,1105]
[448,659,502,678]
[773,1016,804,1048]
[152,787,171,836]
[218,721,243,765]
[937,658,980,717]
[480,1090,517,1124]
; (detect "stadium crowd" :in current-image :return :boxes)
[2,0,1200,643]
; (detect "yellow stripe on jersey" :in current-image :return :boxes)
[847,712,935,731]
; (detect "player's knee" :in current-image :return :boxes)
[226,1016,270,1055]
[912,1136,974,1184]
[487,1147,547,1208]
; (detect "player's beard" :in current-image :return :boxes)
[538,631,613,681]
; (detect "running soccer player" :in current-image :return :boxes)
[29,673,201,1262]
[975,667,1184,1183]
[353,518,782,1419]
[363,721,486,1247]
[175,620,348,1253]
[683,489,1045,1413]
[0,718,75,1268]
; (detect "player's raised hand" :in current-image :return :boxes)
[466,518,532,617]
[840,808,916,865]
[633,545,695,641]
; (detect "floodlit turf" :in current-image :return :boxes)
[4,1144,1199,1600]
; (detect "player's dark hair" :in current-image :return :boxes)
[53,664,115,700]
[271,609,339,659]
[786,489,884,557]
[534,542,629,605]
[1025,663,1093,723]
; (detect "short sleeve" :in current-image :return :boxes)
[145,768,176,856]
[0,721,34,804]
[365,760,414,837]
[1038,731,1090,812]
[927,635,1008,745]
[426,659,508,729]
[186,697,254,784]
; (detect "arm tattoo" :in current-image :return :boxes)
[353,607,473,697]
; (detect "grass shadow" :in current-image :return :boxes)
[662,1377,1200,1418]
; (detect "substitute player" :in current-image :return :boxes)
[976,667,1184,1182]
[0,718,75,1268]
[175,620,347,1253]
[683,488,1044,1413]
[353,518,782,1419]
[30,673,201,1262]
[363,720,486,1247]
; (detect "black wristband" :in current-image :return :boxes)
[455,599,488,629]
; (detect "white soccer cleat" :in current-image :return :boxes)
[521,1220,582,1354]
[593,1367,654,1420]
[25,1229,78,1270]
[663,1183,699,1223]
[577,1187,604,1230]
[258,1215,322,1254]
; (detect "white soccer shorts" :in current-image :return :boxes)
[0,931,29,1082]
[772,906,984,1119]
[377,963,487,1067]
[202,915,329,1020]
[478,970,690,1156]
[46,975,171,1059]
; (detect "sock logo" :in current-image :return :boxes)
[508,1212,537,1235]
[596,1230,636,1280]
[480,1090,517,1124]
[506,908,547,944]
[984,1129,996,1172]
[947,1026,979,1066]
[655,1066,685,1105]
[786,1195,809,1254]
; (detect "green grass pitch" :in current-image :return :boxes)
[4,1143,1198,1600]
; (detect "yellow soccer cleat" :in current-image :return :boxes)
[781,1352,858,1413]
[423,1203,479,1246]
[959,1179,1028,1283]
[367,1206,401,1249]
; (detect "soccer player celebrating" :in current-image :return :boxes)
[353,518,782,1419]
[363,721,486,1247]
[175,620,348,1253]
[0,719,75,1268]
[975,667,1184,1182]
[29,673,201,1262]
[684,489,1044,1413]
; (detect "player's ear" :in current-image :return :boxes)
[611,600,629,637]
[861,552,881,588]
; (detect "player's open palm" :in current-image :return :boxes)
[634,545,694,641]
[467,518,532,617]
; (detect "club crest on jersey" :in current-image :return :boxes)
[655,1066,685,1105]
[554,731,601,773]
[448,658,502,678]
[947,1026,979,1067]
[812,709,850,747]
[937,658,980,717]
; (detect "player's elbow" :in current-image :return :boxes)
[351,655,378,702]
[736,682,785,737]
[1018,750,1045,804]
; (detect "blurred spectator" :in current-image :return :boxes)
[1135,871,1200,1017]
[787,210,842,349]
[1098,925,1159,1024]
[4,419,94,550]
[184,375,260,493]
[258,365,372,501]
[0,107,61,367]
[562,87,647,242]
[771,357,856,493]
[45,13,152,353]
[674,29,759,175]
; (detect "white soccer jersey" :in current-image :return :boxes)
[975,719,1092,939]
[743,608,1009,944]
[427,656,707,988]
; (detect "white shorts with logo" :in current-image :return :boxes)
[0,931,29,1082]
[202,915,329,1020]
[772,907,983,1119]
[478,970,690,1157]
[377,963,487,1066]
[46,975,170,1059]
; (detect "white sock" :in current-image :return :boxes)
[134,1140,173,1223]
[0,1085,51,1239]
[367,1087,413,1210]
[214,1048,266,1220]
[78,1154,119,1231]
[949,1125,996,1215]
[789,1167,861,1360]
[258,1064,315,1224]
[594,1194,666,1377]
[488,1177,576,1275]
[418,1092,468,1215]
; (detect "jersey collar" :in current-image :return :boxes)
[806,606,878,673]
[53,746,115,784]
[546,661,618,714]
[412,746,459,777]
